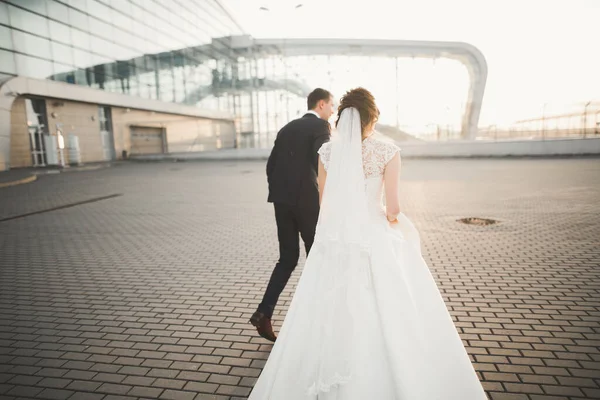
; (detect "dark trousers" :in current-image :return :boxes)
[258,202,319,318]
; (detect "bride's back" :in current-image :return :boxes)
[318,133,400,180]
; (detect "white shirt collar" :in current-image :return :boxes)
[306,110,321,119]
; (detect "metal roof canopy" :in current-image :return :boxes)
[48,36,487,139]
[229,36,487,139]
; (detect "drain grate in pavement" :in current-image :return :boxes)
[457,217,499,226]
[0,193,123,223]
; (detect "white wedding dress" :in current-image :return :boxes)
[249,109,488,400]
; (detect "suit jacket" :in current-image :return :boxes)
[266,113,331,208]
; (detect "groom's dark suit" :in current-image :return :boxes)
[258,113,331,318]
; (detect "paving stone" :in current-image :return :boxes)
[183,382,219,394]
[127,385,164,398]
[97,382,133,395]
[159,389,197,400]
[36,388,74,399]
[152,378,186,390]
[65,379,102,391]
[67,392,105,400]
[0,159,598,399]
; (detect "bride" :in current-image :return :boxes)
[248,88,488,399]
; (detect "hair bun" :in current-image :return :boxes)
[335,88,379,137]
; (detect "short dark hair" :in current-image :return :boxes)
[307,88,332,110]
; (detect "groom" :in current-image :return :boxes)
[250,88,335,342]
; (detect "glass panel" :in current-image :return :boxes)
[141,10,158,34]
[133,56,148,74]
[113,28,135,51]
[7,4,49,37]
[51,69,74,84]
[71,30,91,50]
[104,77,123,94]
[90,64,106,88]
[0,2,9,25]
[68,8,90,32]
[68,0,87,12]
[130,19,145,38]
[89,52,112,67]
[130,2,145,22]
[48,20,72,45]
[51,41,74,66]
[74,68,90,85]
[89,35,115,59]
[112,12,132,32]
[0,49,17,75]
[86,0,112,23]
[129,0,148,9]
[156,35,179,52]
[25,98,49,166]
[15,53,54,79]
[47,0,69,20]
[5,0,48,16]
[103,62,115,79]
[129,36,147,56]
[115,69,134,95]
[114,60,131,79]
[88,16,114,40]
[12,30,52,60]
[52,62,75,77]
[111,0,132,15]
[72,48,92,68]
[145,38,162,54]
[111,42,134,60]
[0,25,13,50]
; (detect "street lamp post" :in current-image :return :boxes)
[395,57,400,130]
[583,101,591,138]
[541,102,547,140]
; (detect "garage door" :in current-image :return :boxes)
[130,126,165,155]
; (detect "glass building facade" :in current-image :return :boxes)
[0,0,244,96]
[0,0,480,152]
[0,0,311,150]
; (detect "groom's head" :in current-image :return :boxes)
[307,88,335,120]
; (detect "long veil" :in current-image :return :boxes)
[298,107,374,395]
[315,107,370,247]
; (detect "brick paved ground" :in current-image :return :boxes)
[0,158,599,400]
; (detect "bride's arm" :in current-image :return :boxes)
[318,157,327,205]
[383,152,401,221]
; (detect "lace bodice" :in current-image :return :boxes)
[318,134,400,179]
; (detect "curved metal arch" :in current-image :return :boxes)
[233,37,487,140]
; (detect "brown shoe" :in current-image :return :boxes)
[250,311,277,342]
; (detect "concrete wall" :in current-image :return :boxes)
[9,97,31,168]
[0,76,235,171]
[398,137,600,157]
[111,107,236,157]
[6,98,237,169]
[45,99,104,163]
[164,118,236,153]
[130,137,600,163]
[9,97,105,167]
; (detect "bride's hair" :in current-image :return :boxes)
[335,87,380,137]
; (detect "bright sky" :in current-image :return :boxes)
[223,0,599,129]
